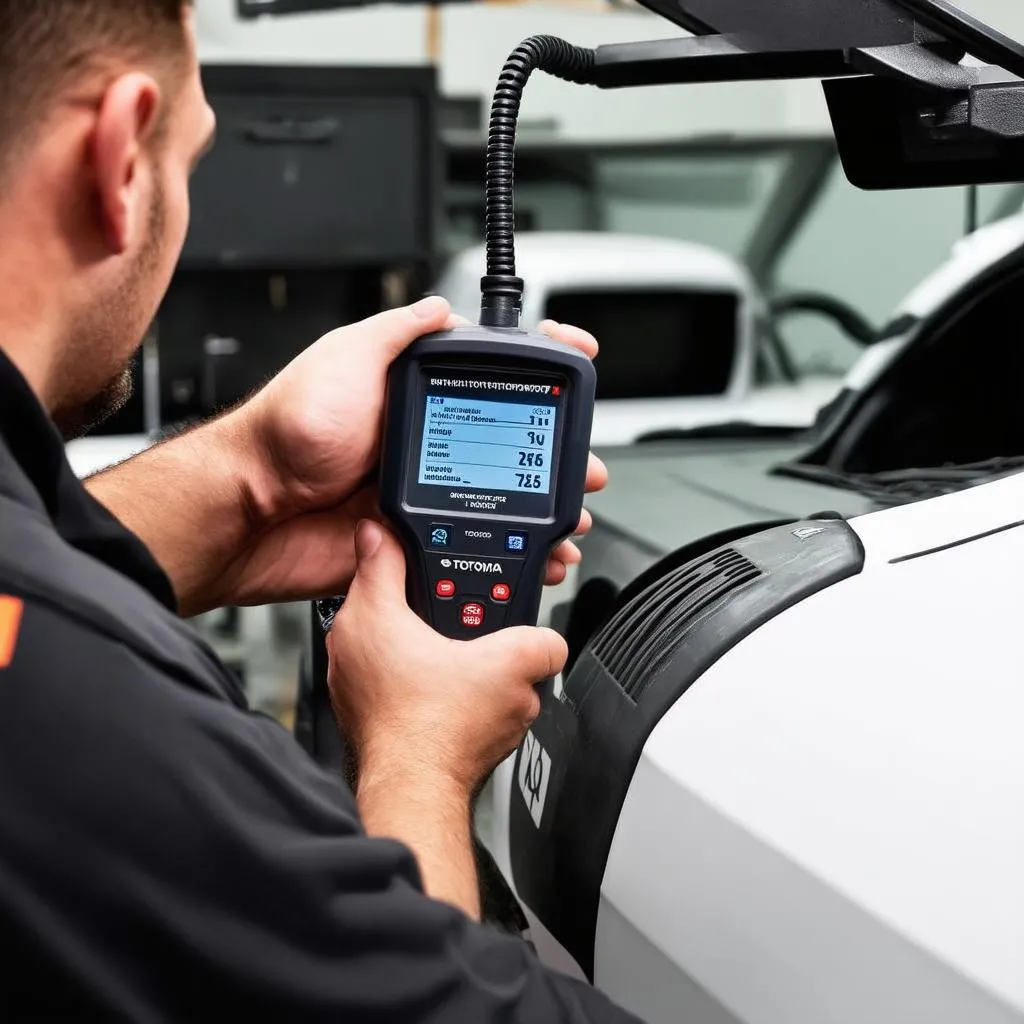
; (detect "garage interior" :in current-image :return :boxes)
[57,1,1024,1020]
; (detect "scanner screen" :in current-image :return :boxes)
[403,367,568,520]
[417,395,557,496]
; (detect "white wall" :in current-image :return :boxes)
[438,7,819,140]
[196,0,429,64]
[954,0,1024,39]
[196,0,1024,143]
[196,0,826,141]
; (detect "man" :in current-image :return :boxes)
[0,2,642,1020]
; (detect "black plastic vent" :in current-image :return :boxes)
[512,520,864,980]
[590,547,762,702]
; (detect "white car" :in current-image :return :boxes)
[436,232,842,447]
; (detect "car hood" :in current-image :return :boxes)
[587,439,879,559]
[589,377,843,447]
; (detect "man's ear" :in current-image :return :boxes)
[92,73,162,255]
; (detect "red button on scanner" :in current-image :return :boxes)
[436,579,456,599]
[461,602,485,629]
[491,583,511,603]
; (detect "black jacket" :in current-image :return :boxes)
[0,349,639,1023]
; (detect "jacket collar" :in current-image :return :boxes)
[0,347,177,612]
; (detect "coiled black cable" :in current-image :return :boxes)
[480,36,597,328]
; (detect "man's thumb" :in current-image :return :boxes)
[351,295,452,362]
[350,520,408,605]
[484,626,569,685]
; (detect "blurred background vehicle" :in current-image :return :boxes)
[438,230,840,446]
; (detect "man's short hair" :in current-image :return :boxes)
[0,1,190,178]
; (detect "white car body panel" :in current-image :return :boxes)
[598,472,1024,1023]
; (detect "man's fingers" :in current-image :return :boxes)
[347,520,410,607]
[544,561,568,587]
[538,320,599,360]
[551,539,583,566]
[575,508,593,538]
[544,533,585,585]
[484,626,568,686]
[329,296,453,362]
[585,453,608,495]
[544,542,579,585]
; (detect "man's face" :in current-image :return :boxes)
[53,10,216,438]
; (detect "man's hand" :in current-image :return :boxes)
[229,299,604,602]
[89,298,606,615]
[327,518,567,917]
[329,520,564,789]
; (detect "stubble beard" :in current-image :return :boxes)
[52,180,167,441]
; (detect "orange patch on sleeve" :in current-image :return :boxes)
[0,596,24,669]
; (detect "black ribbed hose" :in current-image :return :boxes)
[480,36,597,328]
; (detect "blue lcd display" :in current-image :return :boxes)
[417,395,557,495]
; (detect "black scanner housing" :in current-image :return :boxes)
[380,326,596,639]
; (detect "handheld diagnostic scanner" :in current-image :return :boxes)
[381,329,595,638]
[379,37,599,638]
